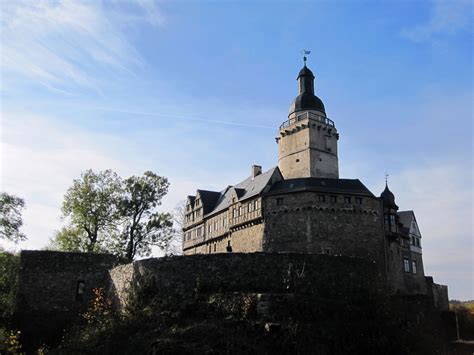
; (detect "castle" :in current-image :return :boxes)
[12,62,451,351]
[182,61,447,298]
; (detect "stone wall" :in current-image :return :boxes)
[14,250,123,348]
[426,276,449,311]
[108,253,382,314]
[230,222,264,252]
[262,191,386,279]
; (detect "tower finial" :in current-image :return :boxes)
[302,49,311,66]
[385,172,389,185]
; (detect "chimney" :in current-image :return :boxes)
[251,165,262,179]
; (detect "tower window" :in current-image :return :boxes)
[412,260,417,274]
[355,197,362,205]
[318,195,326,202]
[330,196,337,203]
[344,196,351,204]
[403,258,410,273]
[276,198,284,206]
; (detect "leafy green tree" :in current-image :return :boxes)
[115,171,174,261]
[48,226,106,253]
[0,193,26,243]
[61,170,122,252]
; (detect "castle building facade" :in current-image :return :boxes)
[183,63,443,296]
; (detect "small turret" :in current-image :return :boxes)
[380,182,399,236]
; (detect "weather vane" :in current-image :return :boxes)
[385,172,389,184]
[302,49,311,66]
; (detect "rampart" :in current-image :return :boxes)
[13,251,451,351]
[108,252,382,312]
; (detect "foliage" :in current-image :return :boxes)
[451,302,474,340]
[61,169,122,252]
[113,171,173,261]
[0,252,20,323]
[0,329,23,354]
[58,169,175,260]
[81,288,115,330]
[0,193,26,243]
[47,226,103,253]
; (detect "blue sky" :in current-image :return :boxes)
[0,0,472,299]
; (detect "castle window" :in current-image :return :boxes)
[208,224,212,233]
[412,260,417,274]
[416,238,421,248]
[344,196,351,204]
[330,196,337,203]
[233,208,238,218]
[223,215,227,227]
[355,197,362,205]
[255,200,259,210]
[209,245,212,254]
[276,198,284,206]
[248,202,254,212]
[214,221,218,231]
[318,195,326,202]
[76,280,85,301]
[403,258,410,273]
[197,227,202,237]
[214,244,217,252]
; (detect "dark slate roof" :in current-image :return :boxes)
[289,92,326,115]
[266,177,375,197]
[187,195,196,207]
[204,166,282,217]
[197,190,221,215]
[298,66,314,78]
[380,184,398,209]
[289,64,326,115]
[398,211,414,229]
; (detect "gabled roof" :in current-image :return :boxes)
[186,195,196,207]
[196,190,221,215]
[398,210,415,229]
[266,177,375,197]
[203,166,282,217]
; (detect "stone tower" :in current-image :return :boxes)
[277,64,339,179]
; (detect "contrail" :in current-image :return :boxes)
[92,106,274,129]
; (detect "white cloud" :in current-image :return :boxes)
[0,0,163,93]
[0,111,129,250]
[0,110,226,253]
[401,0,472,42]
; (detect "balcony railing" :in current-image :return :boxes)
[279,111,334,130]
